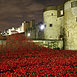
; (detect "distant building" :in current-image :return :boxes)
[2,20,37,39]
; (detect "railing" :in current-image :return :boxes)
[0,39,63,49]
[33,39,63,49]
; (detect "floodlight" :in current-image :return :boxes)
[27,33,30,37]
[40,24,45,30]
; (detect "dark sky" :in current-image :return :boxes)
[0,0,66,32]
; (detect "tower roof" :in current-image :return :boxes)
[43,6,57,12]
[43,4,64,12]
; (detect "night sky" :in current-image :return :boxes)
[0,0,66,32]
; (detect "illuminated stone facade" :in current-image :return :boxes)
[43,5,64,40]
[43,0,77,50]
[64,0,77,50]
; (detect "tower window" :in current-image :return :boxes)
[50,24,52,27]
[76,17,77,22]
[51,13,53,16]
[71,1,77,8]
[68,31,69,37]
[60,10,63,15]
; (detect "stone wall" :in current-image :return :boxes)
[64,0,77,50]
[33,40,63,49]
[43,9,61,39]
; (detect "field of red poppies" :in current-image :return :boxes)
[0,33,77,77]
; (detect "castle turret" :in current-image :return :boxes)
[64,0,77,50]
[43,5,64,40]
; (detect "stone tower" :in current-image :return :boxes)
[43,0,77,50]
[43,5,64,40]
[64,0,77,50]
[43,6,59,39]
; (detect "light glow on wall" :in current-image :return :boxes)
[27,33,30,37]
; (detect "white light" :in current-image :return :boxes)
[61,10,63,15]
[40,24,45,30]
[27,33,30,37]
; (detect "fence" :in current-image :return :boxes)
[33,39,63,49]
[0,39,63,49]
